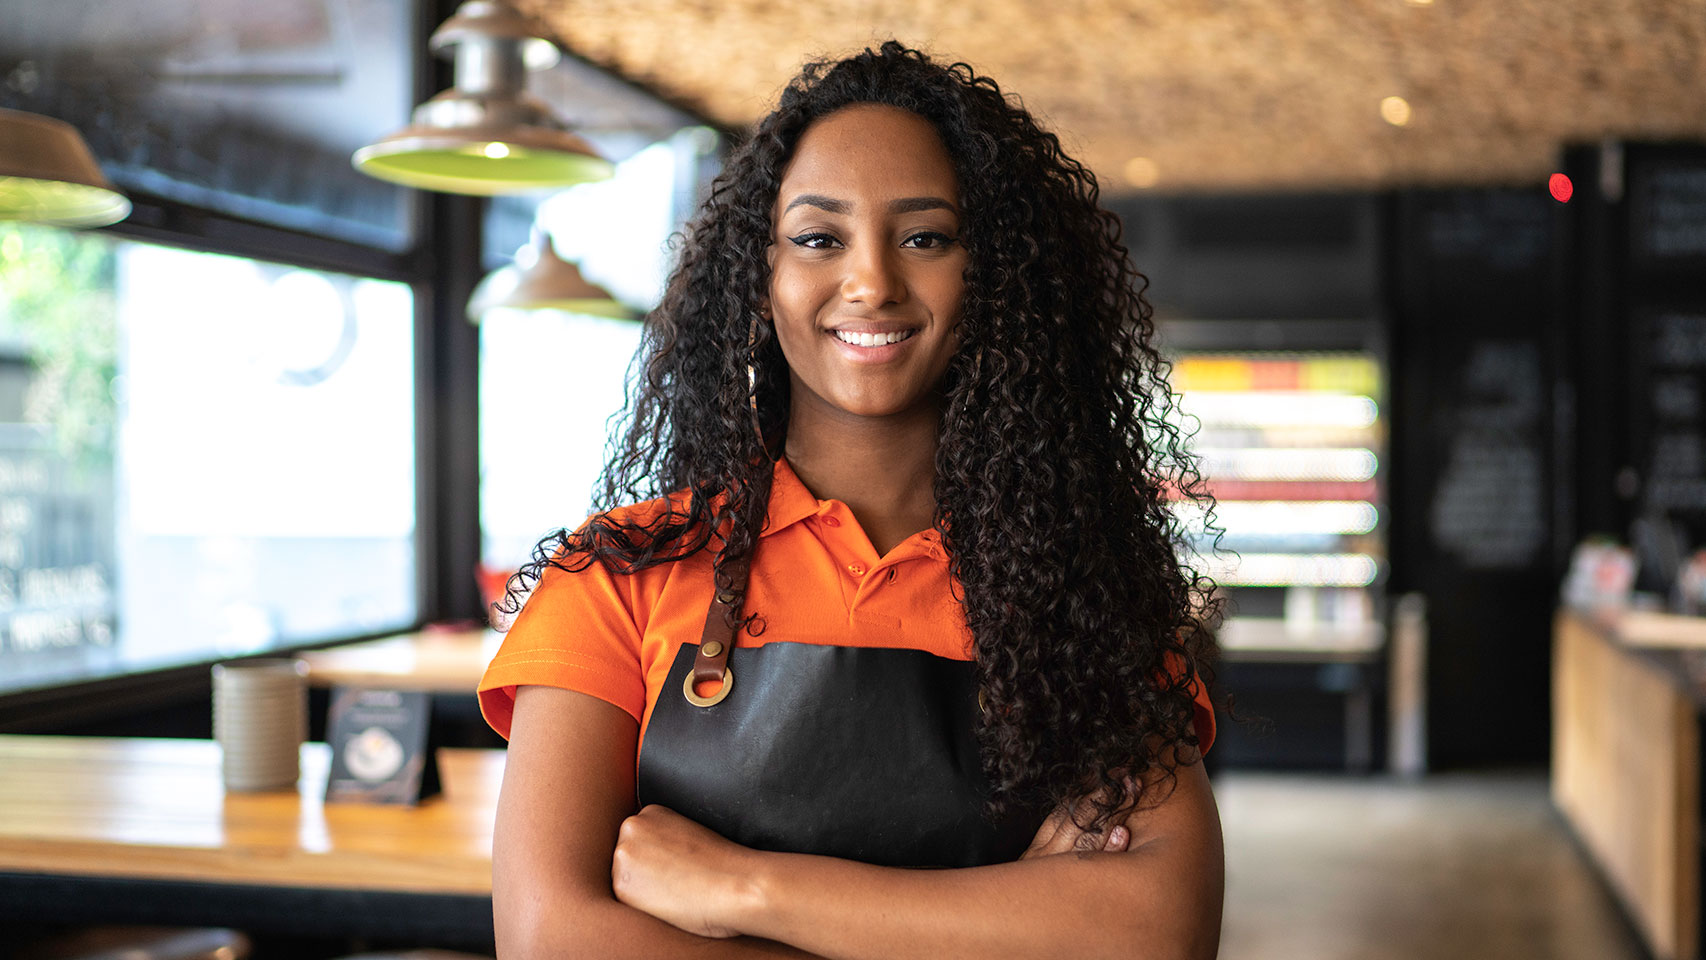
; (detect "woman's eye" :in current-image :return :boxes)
[901,231,958,250]
[787,233,840,249]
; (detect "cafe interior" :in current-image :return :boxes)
[1,1,1704,958]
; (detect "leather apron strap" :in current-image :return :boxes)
[684,554,749,707]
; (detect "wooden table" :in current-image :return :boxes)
[0,735,505,947]
[300,627,501,694]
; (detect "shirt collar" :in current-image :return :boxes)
[763,456,947,560]
[762,455,826,537]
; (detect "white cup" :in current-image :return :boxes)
[212,658,308,792]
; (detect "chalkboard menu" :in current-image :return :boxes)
[1630,154,1706,265]
[1428,340,1548,570]
[1424,191,1551,272]
[1636,309,1706,543]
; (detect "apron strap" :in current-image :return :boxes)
[691,553,751,684]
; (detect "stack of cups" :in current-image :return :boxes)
[212,658,308,792]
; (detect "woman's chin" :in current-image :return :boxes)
[825,387,928,421]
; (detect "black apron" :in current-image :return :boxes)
[635,559,1043,868]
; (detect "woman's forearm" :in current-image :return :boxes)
[737,843,1218,960]
[504,895,826,960]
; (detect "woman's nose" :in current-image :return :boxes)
[840,244,906,307]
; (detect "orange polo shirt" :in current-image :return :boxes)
[477,456,1215,754]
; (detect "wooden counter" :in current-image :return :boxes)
[1552,610,1701,960]
[299,627,500,694]
[0,735,505,945]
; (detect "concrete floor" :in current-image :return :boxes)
[1214,770,1650,960]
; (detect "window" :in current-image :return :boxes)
[479,311,643,570]
[0,223,417,694]
[0,0,418,250]
[478,132,718,575]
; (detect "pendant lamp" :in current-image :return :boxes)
[353,0,612,195]
[0,108,130,227]
[468,227,630,321]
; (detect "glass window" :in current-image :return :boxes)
[0,0,418,250]
[479,311,643,573]
[478,132,718,579]
[0,223,417,694]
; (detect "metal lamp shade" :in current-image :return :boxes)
[468,231,629,321]
[353,98,612,196]
[0,108,130,227]
[354,0,611,195]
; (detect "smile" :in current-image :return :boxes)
[831,329,917,347]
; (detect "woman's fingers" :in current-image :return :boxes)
[1019,804,1075,859]
[1104,824,1130,852]
[1020,776,1142,858]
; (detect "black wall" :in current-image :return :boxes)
[1385,188,1565,768]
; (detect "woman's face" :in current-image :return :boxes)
[767,103,968,421]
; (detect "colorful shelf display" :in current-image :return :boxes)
[1170,353,1385,593]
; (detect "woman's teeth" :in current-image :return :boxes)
[833,329,916,347]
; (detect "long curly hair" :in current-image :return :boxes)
[500,40,1222,830]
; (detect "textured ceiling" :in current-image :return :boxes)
[516,0,1706,194]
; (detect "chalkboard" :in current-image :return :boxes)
[1638,310,1706,540]
[1630,152,1706,265]
[1428,340,1548,570]
[1424,192,1551,272]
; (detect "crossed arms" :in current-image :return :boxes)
[493,685,1223,960]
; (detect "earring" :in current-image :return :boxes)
[746,312,766,447]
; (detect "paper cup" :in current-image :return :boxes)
[212,659,308,791]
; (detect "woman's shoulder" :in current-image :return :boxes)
[581,484,702,537]
[532,485,711,593]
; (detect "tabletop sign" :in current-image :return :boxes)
[324,686,441,805]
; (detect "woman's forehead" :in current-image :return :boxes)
[775,104,960,211]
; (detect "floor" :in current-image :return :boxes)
[1213,770,1650,960]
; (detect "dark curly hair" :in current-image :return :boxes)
[500,41,1222,831]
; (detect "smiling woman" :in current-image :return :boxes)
[478,41,1224,960]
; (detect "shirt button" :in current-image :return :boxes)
[847,562,866,576]
[822,515,841,528]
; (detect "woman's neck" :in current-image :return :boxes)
[782,393,941,558]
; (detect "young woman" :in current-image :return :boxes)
[478,42,1224,960]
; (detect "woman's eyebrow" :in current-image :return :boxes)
[783,194,849,215]
[781,194,958,216]
[888,196,957,215]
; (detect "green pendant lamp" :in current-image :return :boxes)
[353,0,612,195]
[468,227,630,321]
[0,108,131,227]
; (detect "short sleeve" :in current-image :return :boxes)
[1187,667,1216,756]
[1163,650,1217,756]
[476,555,647,740]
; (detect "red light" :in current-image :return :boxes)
[1549,173,1573,203]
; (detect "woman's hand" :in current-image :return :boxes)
[611,804,759,939]
[1020,777,1137,858]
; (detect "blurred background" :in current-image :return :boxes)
[0,2,1703,959]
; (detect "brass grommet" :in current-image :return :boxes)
[683,666,734,708]
[715,590,736,605]
[701,640,724,658]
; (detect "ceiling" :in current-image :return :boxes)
[517,0,1706,195]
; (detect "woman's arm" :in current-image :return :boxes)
[614,744,1223,960]
[493,684,825,959]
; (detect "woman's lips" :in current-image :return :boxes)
[824,327,919,364]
